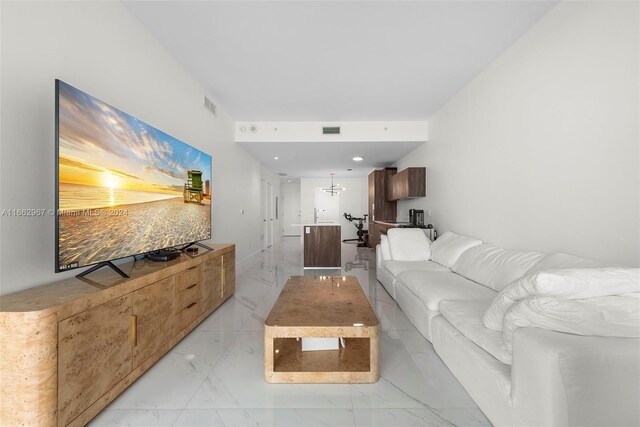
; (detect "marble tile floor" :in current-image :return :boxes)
[91,238,491,427]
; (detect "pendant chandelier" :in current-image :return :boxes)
[321,173,345,196]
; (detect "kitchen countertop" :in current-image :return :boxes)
[373,220,410,227]
[290,223,341,227]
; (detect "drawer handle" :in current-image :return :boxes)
[185,301,197,310]
[186,283,198,290]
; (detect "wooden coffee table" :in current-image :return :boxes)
[264,275,379,383]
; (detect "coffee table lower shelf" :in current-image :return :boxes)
[264,327,379,383]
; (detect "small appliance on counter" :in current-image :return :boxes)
[409,209,424,227]
[425,223,437,241]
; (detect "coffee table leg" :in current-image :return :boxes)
[264,326,274,382]
[370,328,380,382]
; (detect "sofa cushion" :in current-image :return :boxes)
[397,270,497,312]
[379,234,392,261]
[452,244,545,291]
[430,231,483,268]
[384,260,449,278]
[387,228,431,261]
[440,300,512,365]
[526,252,613,275]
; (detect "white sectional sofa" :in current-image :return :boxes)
[376,229,640,426]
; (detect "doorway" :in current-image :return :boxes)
[261,179,274,250]
[283,193,301,236]
[266,181,273,248]
[314,188,339,223]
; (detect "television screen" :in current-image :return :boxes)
[55,80,212,272]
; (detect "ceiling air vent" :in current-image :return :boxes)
[203,96,216,116]
[277,173,287,176]
[322,126,340,135]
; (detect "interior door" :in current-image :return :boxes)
[283,193,301,236]
[260,179,266,250]
[267,182,273,247]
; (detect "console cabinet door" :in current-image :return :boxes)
[223,250,235,300]
[132,277,175,367]
[202,257,223,312]
[58,295,132,426]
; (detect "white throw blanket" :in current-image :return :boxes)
[482,268,640,349]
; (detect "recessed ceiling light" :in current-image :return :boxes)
[287,179,291,183]
[274,156,279,160]
[352,156,364,162]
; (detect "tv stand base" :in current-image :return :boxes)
[76,261,130,279]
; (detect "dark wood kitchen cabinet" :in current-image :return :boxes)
[386,167,426,201]
[367,168,397,248]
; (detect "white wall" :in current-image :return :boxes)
[0,1,272,294]
[300,178,368,240]
[397,1,639,266]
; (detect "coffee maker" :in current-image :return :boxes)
[409,209,425,227]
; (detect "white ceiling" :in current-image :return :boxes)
[124,1,557,178]
[125,1,557,121]
[239,140,424,179]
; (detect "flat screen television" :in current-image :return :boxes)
[55,80,212,274]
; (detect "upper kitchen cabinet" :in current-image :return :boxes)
[368,167,397,222]
[386,167,426,201]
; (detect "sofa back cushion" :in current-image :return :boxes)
[387,228,431,261]
[526,252,614,275]
[430,231,483,268]
[452,244,545,291]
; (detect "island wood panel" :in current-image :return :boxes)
[303,225,341,268]
[132,276,175,367]
[0,243,235,427]
[57,295,133,427]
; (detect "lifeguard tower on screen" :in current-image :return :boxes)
[183,170,204,204]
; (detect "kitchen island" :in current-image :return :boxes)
[292,224,341,268]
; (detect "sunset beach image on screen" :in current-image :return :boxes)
[56,81,211,271]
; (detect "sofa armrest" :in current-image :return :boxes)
[376,244,384,271]
[511,328,640,426]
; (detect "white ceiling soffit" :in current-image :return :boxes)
[238,140,424,179]
[236,121,426,179]
[124,1,558,121]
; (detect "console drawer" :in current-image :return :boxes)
[175,265,201,293]
[176,299,201,331]
[176,281,202,309]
